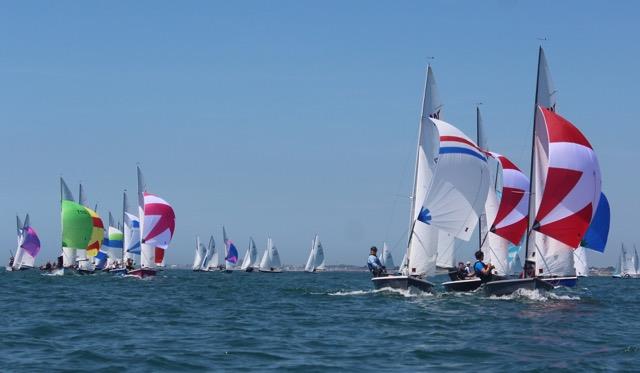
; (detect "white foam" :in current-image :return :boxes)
[489,288,580,302]
[328,287,432,298]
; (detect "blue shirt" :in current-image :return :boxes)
[368,255,383,270]
[474,261,485,274]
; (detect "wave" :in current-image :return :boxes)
[488,288,580,302]
[328,287,432,298]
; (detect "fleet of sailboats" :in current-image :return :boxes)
[3,49,623,294]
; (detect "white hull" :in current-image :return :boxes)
[613,274,640,279]
[259,269,283,273]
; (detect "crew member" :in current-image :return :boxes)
[473,250,495,283]
[367,246,386,277]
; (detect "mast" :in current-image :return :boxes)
[476,105,483,252]
[523,46,543,277]
[122,190,126,262]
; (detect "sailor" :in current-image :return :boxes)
[456,262,467,280]
[473,250,495,283]
[465,261,472,276]
[367,246,386,277]
[8,256,14,267]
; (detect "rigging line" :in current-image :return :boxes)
[384,134,417,244]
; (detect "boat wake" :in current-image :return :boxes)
[41,269,64,276]
[488,288,580,302]
[329,287,432,298]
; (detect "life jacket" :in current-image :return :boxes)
[474,260,491,282]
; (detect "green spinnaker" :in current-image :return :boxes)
[61,200,93,250]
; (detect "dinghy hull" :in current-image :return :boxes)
[109,268,128,275]
[442,278,482,292]
[371,275,434,293]
[540,276,577,287]
[259,269,283,273]
[483,277,553,297]
[128,268,156,278]
[613,274,640,279]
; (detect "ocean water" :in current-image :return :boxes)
[1,270,639,372]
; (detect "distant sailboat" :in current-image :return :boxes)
[76,184,104,275]
[129,166,176,279]
[193,236,206,271]
[6,214,41,271]
[485,47,601,296]
[114,190,140,275]
[613,243,640,278]
[102,212,124,270]
[199,236,215,271]
[223,226,238,273]
[240,237,258,272]
[379,242,395,270]
[304,234,325,273]
[58,178,93,275]
[202,236,219,271]
[372,66,489,293]
[259,237,282,273]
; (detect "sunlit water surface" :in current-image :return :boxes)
[1,270,638,371]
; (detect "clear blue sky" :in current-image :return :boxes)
[0,1,636,266]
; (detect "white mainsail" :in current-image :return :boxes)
[123,190,140,266]
[201,236,215,270]
[380,242,395,269]
[206,236,219,270]
[405,66,442,277]
[137,166,155,269]
[193,236,205,270]
[260,237,282,271]
[12,215,26,269]
[305,235,325,272]
[573,246,589,277]
[304,238,316,272]
[240,237,258,270]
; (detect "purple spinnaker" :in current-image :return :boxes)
[21,227,41,258]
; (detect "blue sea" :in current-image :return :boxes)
[1,270,638,371]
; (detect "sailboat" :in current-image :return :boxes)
[76,184,105,275]
[193,236,206,271]
[128,166,176,279]
[379,242,395,270]
[58,178,93,275]
[372,66,489,293]
[574,193,611,277]
[304,234,325,273]
[240,237,258,272]
[222,226,238,273]
[259,237,283,273]
[443,108,528,291]
[6,214,41,271]
[102,212,124,270]
[201,236,219,271]
[485,47,601,296]
[118,190,141,274]
[613,244,640,278]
